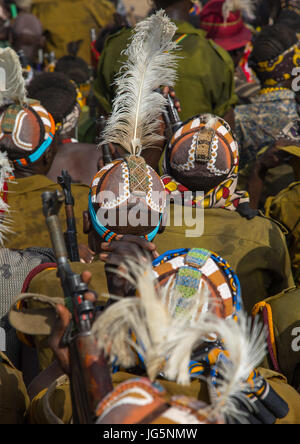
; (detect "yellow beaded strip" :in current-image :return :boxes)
[259,86,290,95]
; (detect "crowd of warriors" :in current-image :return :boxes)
[0,0,300,426]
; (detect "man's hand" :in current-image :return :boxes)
[256,142,292,174]
[162,86,182,114]
[97,142,126,171]
[78,244,95,264]
[99,235,159,297]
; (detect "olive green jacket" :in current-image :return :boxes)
[265,181,300,285]
[6,175,89,250]
[155,206,295,314]
[93,21,238,122]
[253,287,300,391]
[0,351,29,424]
[28,367,300,424]
[31,0,115,63]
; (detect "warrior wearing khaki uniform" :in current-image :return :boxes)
[156,114,294,313]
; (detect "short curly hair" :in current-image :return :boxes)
[153,0,185,9]
[27,72,77,124]
[55,55,91,86]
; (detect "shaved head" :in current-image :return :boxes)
[12,13,43,37]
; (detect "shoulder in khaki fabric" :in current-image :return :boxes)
[265,181,300,285]
[254,287,300,391]
[31,0,115,63]
[20,262,108,371]
[0,351,29,424]
[28,368,300,424]
[93,21,237,122]
[6,175,89,250]
[155,206,294,314]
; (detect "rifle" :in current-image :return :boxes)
[57,170,80,263]
[42,190,113,424]
[98,115,113,165]
[159,90,182,141]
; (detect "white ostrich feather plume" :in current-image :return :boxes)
[0,47,27,107]
[222,0,257,22]
[92,258,210,382]
[99,10,179,155]
[92,256,266,422]
[192,313,267,423]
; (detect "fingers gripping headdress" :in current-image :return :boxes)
[89,11,179,242]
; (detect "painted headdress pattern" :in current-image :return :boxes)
[163,114,250,211]
[0,47,56,166]
[92,255,271,423]
[89,11,179,242]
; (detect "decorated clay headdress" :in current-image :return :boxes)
[92,255,288,424]
[89,10,179,242]
[0,48,56,167]
[163,114,252,214]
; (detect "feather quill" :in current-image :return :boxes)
[99,10,178,155]
[222,0,257,22]
[0,47,27,107]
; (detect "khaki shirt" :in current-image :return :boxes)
[31,0,115,63]
[155,206,295,314]
[25,262,108,371]
[265,181,300,285]
[28,367,300,424]
[6,175,89,250]
[0,351,29,424]
[93,21,237,122]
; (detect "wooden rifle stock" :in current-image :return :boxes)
[42,191,113,424]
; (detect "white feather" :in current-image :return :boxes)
[0,48,27,107]
[206,313,267,422]
[92,256,267,422]
[222,0,257,22]
[92,258,212,381]
[99,10,178,155]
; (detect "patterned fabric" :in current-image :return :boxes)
[57,103,81,139]
[234,89,298,169]
[251,42,300,86]
[162,175,250,210]
[188,343,289,424]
